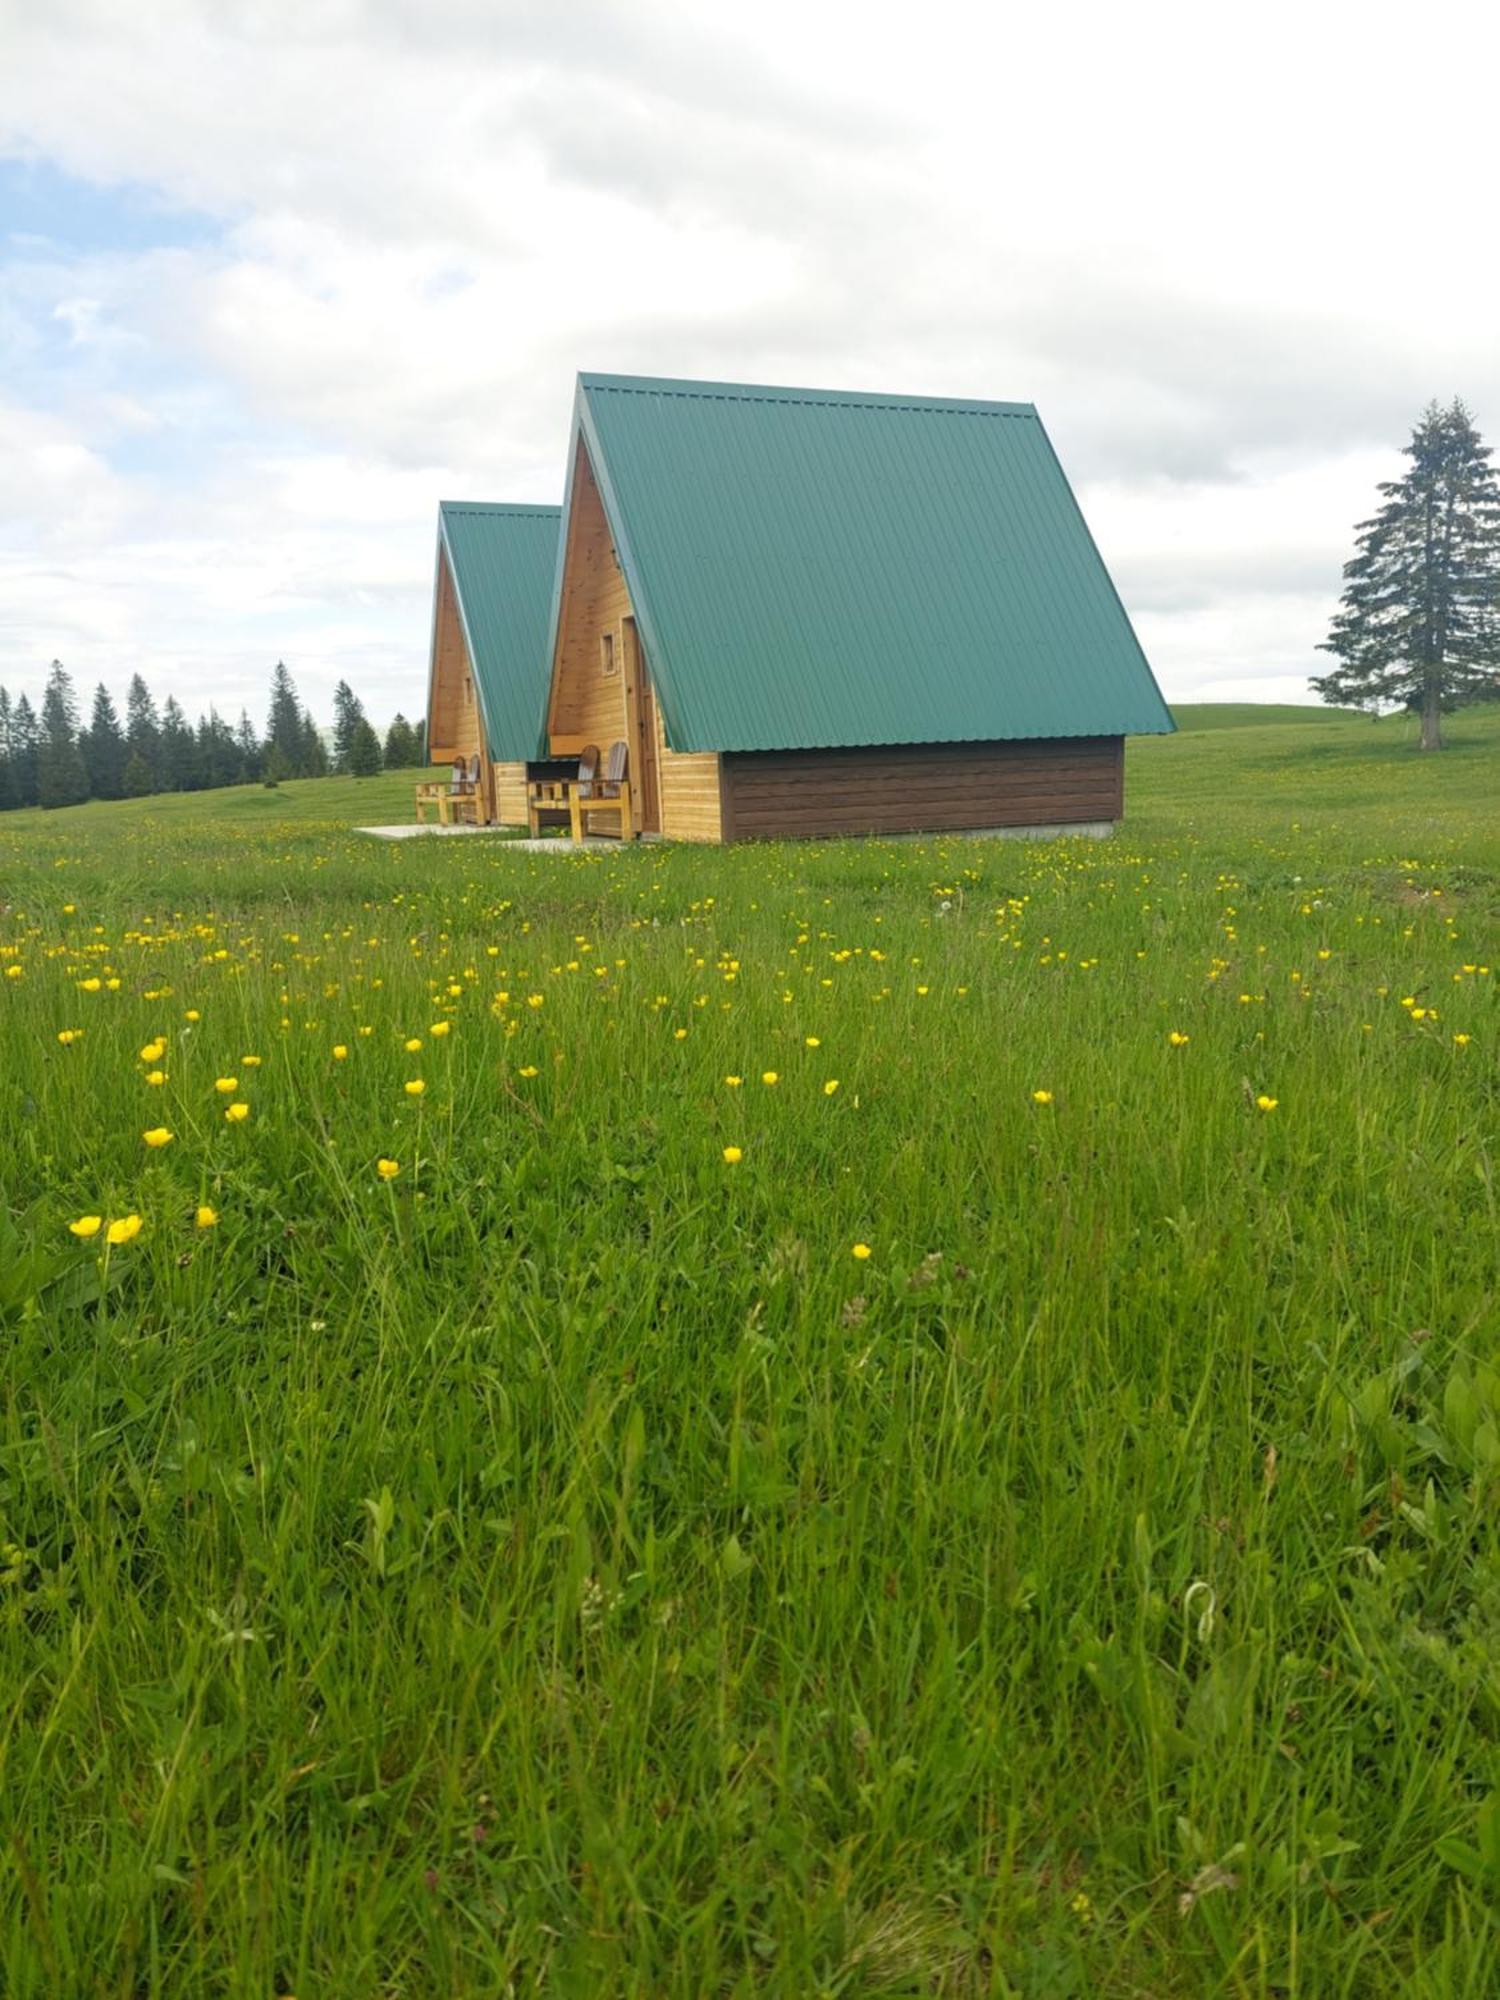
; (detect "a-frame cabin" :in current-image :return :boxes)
[542,373,1172,841]
[426,500,568,825]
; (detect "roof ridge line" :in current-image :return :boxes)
[580,377,1035,420]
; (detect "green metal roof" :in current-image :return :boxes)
[436,501,560,761]
[566,372,1172,753]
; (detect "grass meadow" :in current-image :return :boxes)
[2,707,1499,1997]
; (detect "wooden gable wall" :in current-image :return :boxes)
[427,547,530,824]
[548,439,722,841]
[428,548,482,764]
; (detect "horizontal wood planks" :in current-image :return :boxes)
[549,439,630,758]
[720,737,1123,839]
[654,699,722,841]
[493,761,528,826]
[428,550,482,764]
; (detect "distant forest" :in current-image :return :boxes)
[0,660,427,811]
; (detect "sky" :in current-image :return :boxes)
[2,0,1498,729]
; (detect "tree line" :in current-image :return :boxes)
[0,660,427,811]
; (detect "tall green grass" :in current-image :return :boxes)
[1,711,1498,1995]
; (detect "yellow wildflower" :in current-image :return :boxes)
[722,1146,743,1164]
[142,1127,174,1149]
[1454,1033,1472,1047]
[106,1215,142,1246]
[145,1070,166,1087]
[724,1075,743,1088]
[140,1040,166,1063]
[1168,1030,1190,1047]
[184,1010,200,1022]
[404,1037,423,1052]
[225,1102,250,1123]
[69,1215,102,1239]
[195,1206,219,1229]
[1032,1089,1054,1106]
[1256,1094,1278,1112]
[429,1021,451,1037]
[404,1079,426,1097]
[805,1036,821,1048]
[762,1071,779,1086]
[214,1077,238,1094]
[852,1242,872,1261]
[376,1158,400,1181]
[824,1079,840,1096]
[57,1029,81,1045]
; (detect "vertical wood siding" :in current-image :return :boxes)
[720,737,1123,840]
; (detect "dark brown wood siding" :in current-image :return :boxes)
[719,737,1123,841]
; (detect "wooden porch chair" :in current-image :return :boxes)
[570,740,634,840]
[527,746,595,836]
[440,754,482,826]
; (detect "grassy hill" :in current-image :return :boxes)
[1170,700,1364,729]
[1,716,1499,1993]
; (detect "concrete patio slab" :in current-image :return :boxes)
[356,825,619,851]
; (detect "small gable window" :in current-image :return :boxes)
[600,631,617,678]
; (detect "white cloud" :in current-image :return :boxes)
[1,0,1497,723]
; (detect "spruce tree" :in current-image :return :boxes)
[331,679,365,773]
[125,674,162,790]
[1315,398,1500,748]
[159,696,199,791]
[412,718,426,766]
[298,708,328,778]
[235,711,262,783]
[197,710,242,789]
[0,688,16,812]
[81,684,127,799]
[383,712,418,769]
[37,662,90,809]
[349,715,383,776]
[11,695,39,808]
[265,662,306,772]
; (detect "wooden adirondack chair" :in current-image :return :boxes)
[528,746,595,835]
[441,754,482,826]
[570,740,634,840]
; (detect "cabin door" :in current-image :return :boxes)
[622,617,661,834]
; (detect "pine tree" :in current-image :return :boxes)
[123,752,154,797]
[265,661,306,772]
[349,715,383,776]
[413,718,426,766]
[37,662,90,809]
[11,695,39,808]
[81,684,127,799]
[1315,399,1500,749]
[125,674,162,791]
[0,688,16,812]
[159,696,199,791]
[331,680,365,773]
[383,712,418,769]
